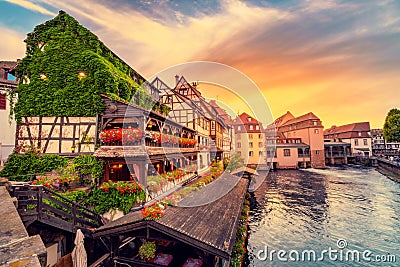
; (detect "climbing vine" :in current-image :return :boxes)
[11,11,154,122]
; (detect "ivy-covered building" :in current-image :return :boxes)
[13,11,159,156]
[12,10,155,121]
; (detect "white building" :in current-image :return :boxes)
[0,61,18,165]
[324,122,372,157]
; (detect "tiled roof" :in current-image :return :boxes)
[273,111,295,128]
[324,122,370,135]
[281,112,320,126]
[0,61,17,70]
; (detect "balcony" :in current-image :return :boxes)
[99,128,197,148]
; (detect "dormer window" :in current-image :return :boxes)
[179,89,188,95]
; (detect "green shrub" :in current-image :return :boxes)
[0,148,68,181]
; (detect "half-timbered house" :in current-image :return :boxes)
[93,94,198,192]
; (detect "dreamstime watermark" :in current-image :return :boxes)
[256,239,397,263]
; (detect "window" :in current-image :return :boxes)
[284,149,291,157]
[256,125,259,130]
[363,139,368,146]
[249,142,253,148]
[314,129,319,134]
[238,151,241,155]
[358,132,362,137]
[259,151,263,157]
[237,142,241,148]
[313,121,318,126]
[247,117,252,122]
[267,150,276,158]
[249,125,254,130]
[355,139,359,146]
[258,142,263,148]
[237,126,241,131]
[249,151,254,156]
[0,94,6,110]
[249,134,253,139]
[211,121,215,130]
[258,134,262,139]
[316,150,320,155]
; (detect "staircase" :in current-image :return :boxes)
[11,184,102,236]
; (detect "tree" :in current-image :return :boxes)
[383,108,400,142]
[224,152,244,172]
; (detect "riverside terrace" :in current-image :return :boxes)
[92,172,249,267]
[94,94,199,197]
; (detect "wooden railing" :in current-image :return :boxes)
[11,184,102,233]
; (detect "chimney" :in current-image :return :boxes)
[175,75,179,86]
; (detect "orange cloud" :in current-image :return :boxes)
[0,26,25,60]
[6,0,400,128]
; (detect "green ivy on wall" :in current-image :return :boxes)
[11,10,154,121]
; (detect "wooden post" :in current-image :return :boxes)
[37,186,43,220]
[72,204,77,231]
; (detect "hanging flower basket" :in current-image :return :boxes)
[99,128,142,145]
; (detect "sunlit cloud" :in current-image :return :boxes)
[4,0,56,16]
[0,26,25,61]
[1,0,400,128]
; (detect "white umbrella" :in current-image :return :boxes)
[72,229,87,267]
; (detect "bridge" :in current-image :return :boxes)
[10,184,102,237]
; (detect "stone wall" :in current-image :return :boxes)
[377,158,400,182]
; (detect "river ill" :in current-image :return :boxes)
[247,166,400,266]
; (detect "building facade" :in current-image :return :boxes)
[232,113,265,167]
[324,122,372,157]
[0,61,18,164]
[275,112,326,168]
[371,128,400,157]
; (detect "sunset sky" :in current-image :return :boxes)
[1,0,399,128]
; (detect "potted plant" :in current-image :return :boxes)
[138,241,156,261]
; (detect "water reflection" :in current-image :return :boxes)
[247,166,400,267]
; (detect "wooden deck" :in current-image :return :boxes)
[94,175,249,260]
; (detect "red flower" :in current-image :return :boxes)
[100,128,142,145]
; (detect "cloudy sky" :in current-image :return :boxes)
[1,0,399,128]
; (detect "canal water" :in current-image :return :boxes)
[247,166,400,266]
